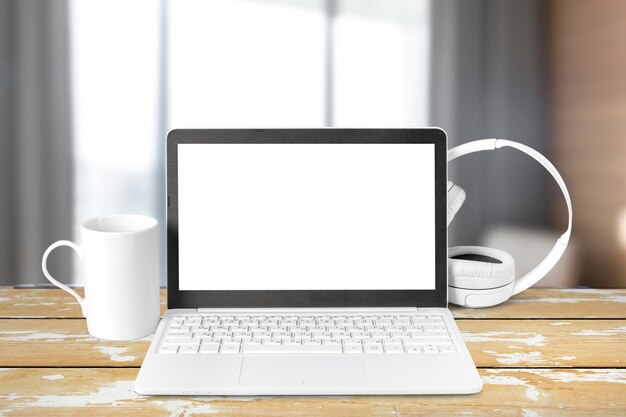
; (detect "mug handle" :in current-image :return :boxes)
[41,240,87,316]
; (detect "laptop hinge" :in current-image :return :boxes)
[196,307,420,313]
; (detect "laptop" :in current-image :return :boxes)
[135,128,482,395]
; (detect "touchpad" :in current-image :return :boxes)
[239,356,367,387]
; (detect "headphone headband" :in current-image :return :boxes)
[447,138,573,295]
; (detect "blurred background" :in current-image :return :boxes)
[0,0,624,288]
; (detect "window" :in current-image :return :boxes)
[70,0,431,284]
[70,0,162,259]
[168,0,327,128]
[333,0,430,126]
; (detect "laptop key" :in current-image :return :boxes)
[404,338,452,345]
[159,345,178,354]
[364,344,383,353]
[179,345,199,354]
[199,338,221,345]
[199,346,220,354]
[439,346,457,353]
[423,345,439,353]
[243,344,342,354]
[384,345,404,354]
[167,332,193,338]
[344,345,363,354]
[406,346,423,354]
[221,343,240,354]
[163,338,199,346]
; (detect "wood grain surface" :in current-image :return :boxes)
[0,368,625,416]
[0,287,625,416]
[1,288,625,319]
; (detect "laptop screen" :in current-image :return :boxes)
[177,143,435,291]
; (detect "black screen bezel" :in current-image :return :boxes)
[167,128,447,308]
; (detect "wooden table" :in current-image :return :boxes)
[0,287,624,416]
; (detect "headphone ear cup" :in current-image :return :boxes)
[447,181,466,226]
[448,246,515,290]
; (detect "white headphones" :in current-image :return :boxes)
[447,139,573,308]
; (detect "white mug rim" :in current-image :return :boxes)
[81,214,158,235]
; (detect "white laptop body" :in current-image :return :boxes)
[135,128,483,395]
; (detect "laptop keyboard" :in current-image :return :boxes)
[158,312,457,355]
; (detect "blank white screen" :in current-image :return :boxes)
[178,143,435,290]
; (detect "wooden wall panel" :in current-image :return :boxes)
[547,0,626,287]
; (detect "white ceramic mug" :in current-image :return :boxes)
[42,214,160,341]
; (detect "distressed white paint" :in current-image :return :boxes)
[510,297,581,304]
[462,331,546,346]
[482,371,543,401]
[549,322,571,326]
[511,289,626,304]
[158,400,217,416]
[574,326,626,337]
[555,356,576,361]
[522,409,541,417]
[555,288,609,294]
[96,347,136,362]
[0,330,152,344]
[4,380,138,408]
[555,289,626,303]
[482,350,545,365]
[41,374,65,380]
[2,377,276,415]
[0,331,97,342]
[531,369,626,385]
